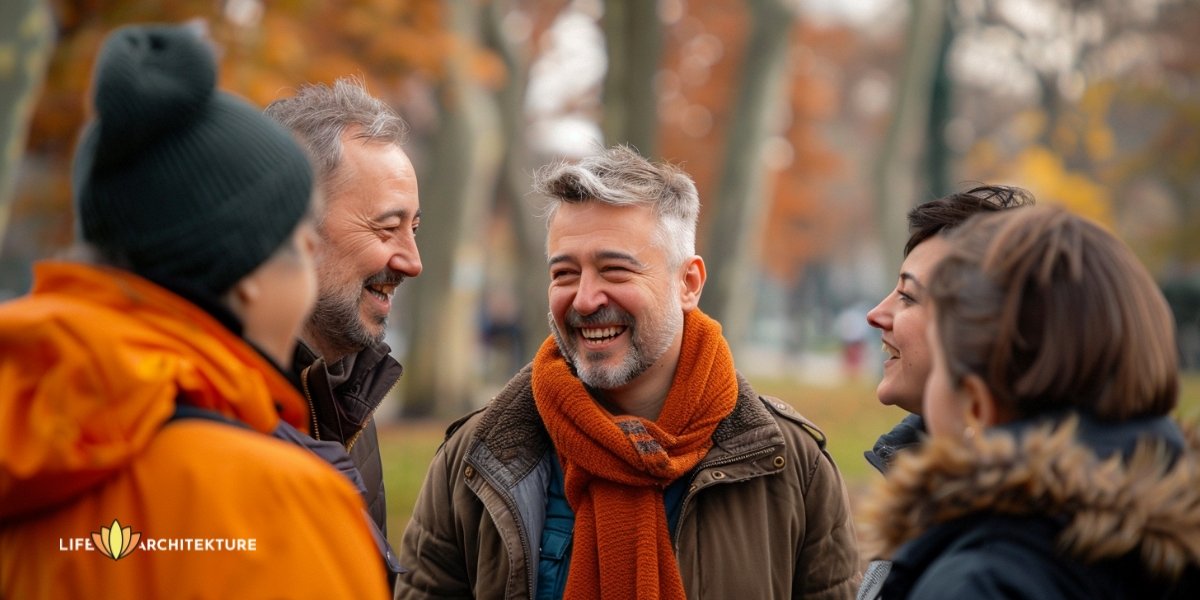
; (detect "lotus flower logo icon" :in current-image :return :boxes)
[92,519,140,560]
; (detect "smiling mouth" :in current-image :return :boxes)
[881,341,899,360]
[365,282,398,302]
[580,326,626,343]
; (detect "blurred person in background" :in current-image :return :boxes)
[860,206,1200,599]
[397,145,859,600]
[265,77,423,587]
[0,23,387,598]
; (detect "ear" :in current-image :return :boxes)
[960,373,1005,428]
[222,274,260,321]
[679,255,706,311]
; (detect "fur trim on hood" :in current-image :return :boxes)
[860,415,1200,582]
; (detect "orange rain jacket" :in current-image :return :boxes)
[0,262,388,599]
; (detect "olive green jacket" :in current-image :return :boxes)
[397,366,860,599]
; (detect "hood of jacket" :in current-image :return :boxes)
[861,411,1200,582]
[0,262,309,520]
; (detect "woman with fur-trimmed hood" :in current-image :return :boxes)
[858,206,1200,600]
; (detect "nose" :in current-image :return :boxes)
[572,270,607,315]
[866,296,890,331]
[389,233,422,278]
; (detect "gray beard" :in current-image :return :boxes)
[547,300,681,390]
[308,287,385,356]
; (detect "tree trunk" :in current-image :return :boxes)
[0,0,53,247]
[698,0,793,355]
[923,8,954,198]
[872,0,948,279]
[400,1,503,418]
[483,0,549,366]
[601,0,661,156]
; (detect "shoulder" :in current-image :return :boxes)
[148,419,365,501]
[443,406,489,443]
[440,364,545,459]
[758,395,830,456]
[901,516,1071,599]
[758,396,825,448]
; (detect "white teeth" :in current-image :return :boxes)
[882,342,899,359]
[581,326,622,340]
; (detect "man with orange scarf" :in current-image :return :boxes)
[397,145,859,599]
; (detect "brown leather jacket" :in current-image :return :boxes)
[397,366,860,599]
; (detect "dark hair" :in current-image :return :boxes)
[929,206,1178,422]
[904,185,1035,256]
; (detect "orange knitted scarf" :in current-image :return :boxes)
[532,309,737,600]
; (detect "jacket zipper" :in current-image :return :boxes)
[299,365,320,440]
[345,376,401,452]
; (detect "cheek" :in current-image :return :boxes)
[319,233,381,276]
[300,262,318,315]
[547,288,571,321]
[896,315,931,372]
[904,347,932,386]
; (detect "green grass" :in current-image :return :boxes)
[380,373,1200,547]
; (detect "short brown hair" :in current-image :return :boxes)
[929,206,1178,421]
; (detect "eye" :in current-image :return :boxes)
[898,290,916,306]
[550,268,579,281]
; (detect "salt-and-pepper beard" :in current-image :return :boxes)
[308,270,402,355]
[548,292,682,390]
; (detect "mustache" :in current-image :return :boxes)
[363,270,405,287]
[565,305,633,328]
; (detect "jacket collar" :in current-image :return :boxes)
[293,339,402,443]
[864,414,926,474]
[861,411,1200,580]
[468,364,780,488]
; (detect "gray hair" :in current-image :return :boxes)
[533,145,700,268]
[264,76,408,199]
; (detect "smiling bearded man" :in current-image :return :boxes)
[396,145,860,600]
[266,78,422,590]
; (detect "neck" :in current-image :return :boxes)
[593,338,683,421]
[299,326,349,364]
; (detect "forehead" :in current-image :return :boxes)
[547,202,660,258]
[326,139,418,215]
[901,235,952,282]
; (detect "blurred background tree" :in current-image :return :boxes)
[0,0,53,251]
[4,0,1199,418]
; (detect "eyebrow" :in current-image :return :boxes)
[899,272,926,290]
[548,250,645,267]
[375,208,421,222]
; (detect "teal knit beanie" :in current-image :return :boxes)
[72,23,314,295]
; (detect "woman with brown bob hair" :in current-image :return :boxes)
[860,206,1199,599]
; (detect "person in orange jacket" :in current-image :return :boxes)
[0,23,388,599]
